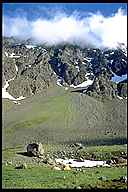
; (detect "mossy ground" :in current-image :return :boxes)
[2,87,127,189]
[2,144,127,189]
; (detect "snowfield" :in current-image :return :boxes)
[57,78,63,87]
[70,79,93,88]
[117,95,123,100]
[2,77,26,104]
[112,74,127,83]
[15,64,18,72]
[55,158,110,168]
[9,53,20,58]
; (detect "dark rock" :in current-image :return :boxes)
[2,38,127,99]
[112,156,127,164]
[15,163,27,169]
[106,160,113,165]
[119,176,127,183]
[27,143,44,157]
[99,176,107,181]
[112,176,127,183]
[117,79,127,98]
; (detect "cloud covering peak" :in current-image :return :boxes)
[3,8,127,49]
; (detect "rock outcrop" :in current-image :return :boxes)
[2,37,127,99]
[27,143,44,157]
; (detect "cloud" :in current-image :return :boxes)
[3,8,127,48]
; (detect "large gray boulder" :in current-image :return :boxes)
[27,142,44,157]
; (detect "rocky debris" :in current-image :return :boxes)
[6,160,13,165]
[52,166,62,171]
[117,79,127,98]
[111,156,127,164]
[27,142,44,157]
[45,158,56,166]
[112,176,127,183]
[74,142,84,149]
[15,163,27,169]
[75,186,82,189]
[99,176,107,181]
[63,165,71,171]
[106,160,113,165]
[119,176,127,183]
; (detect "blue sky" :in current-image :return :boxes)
[112,74,127,83]
[3,3,127,20]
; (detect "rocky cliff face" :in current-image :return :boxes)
[2,37,127,99]
[117,79,127,98]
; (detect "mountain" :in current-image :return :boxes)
[2,37,127,148]
[2,86,127,149]
[2,37,127,100]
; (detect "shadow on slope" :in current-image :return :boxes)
[66,137,127,146]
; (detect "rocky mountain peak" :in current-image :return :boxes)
[2,37,127,101]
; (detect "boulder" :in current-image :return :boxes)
[27,142,44,157]
[64,165,71,171]
[112,156,127,164]
[15,163,27,169]
[119,176,127,183]
[99,176,107,181]
[106,160,113,165]
[53,166,61,171]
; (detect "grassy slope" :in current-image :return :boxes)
[2,86,127,149]
[2,165,127,189]
[2,144,127,189]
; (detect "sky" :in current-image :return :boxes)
[3,3,127,49]
[3,3,127,19]
[112,74,127,83]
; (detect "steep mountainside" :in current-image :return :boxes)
[2,37,127,148]
[2,87,127,149]
[2,37,127,99]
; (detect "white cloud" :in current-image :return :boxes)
[3,8,127,48]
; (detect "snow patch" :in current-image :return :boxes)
[55,158,110,168]
[83,57,92,62]
[2,78,26,104]
[122,58,126,62]
[110,59,113,64]
[15,64,18,72]
[85,72,93,77]
[65,87,69,90]
[57,78,63,87]
[117,95,123,100]
[9,53,20,58]
[5,52,9,57]
[70,78,93,88]
[70,73,94,88]
[25,45,36,49]
[110,51,114,55]
[75,66,80,72]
